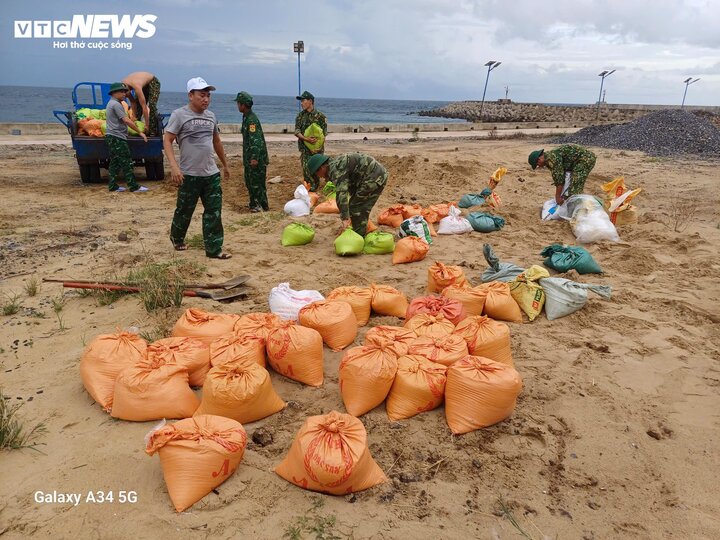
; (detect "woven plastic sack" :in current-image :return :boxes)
[404,313,455,338]
[427,203,454,220]
[303,122,325,152]
[335,228,365,256]
[392,236,430,264]
[427,261,468,293]
[370,284,409,318]
[509,265,550,322]
[268,283,324,321]
[364,325,417,357]
[147,337,210,388]
[282,223,315,246]
[567,194,620,243]
[145,415,247,512]
[274,411,387,495]
[210,333,266,369]
[234,312,283,343]
[398,216,432,244]
[458,193,486,209]
[445,356,522,434]
[80,331,148,412]
[406,295,467,325]
[112,357,199,421]
[327,286,373,326]
[299,300,357,351]
[453,315,512,366]
[195,360,285,424]
[441,284,487,316]
[363,231,395,254]
[540,277,612,321]
[467,212,505,233]
[172,308,239,345]
[284,185,312,217]
[408,334,468,367]
[437,206,473,235]
[339,344,399,416]
[377,204,405,227]
[421,208,440,224]
[314,198,340,214]
[481,244,525,283]
[478,281,523,323]
[386,355,448,421]
[266,321,324,386]
[401,204,423,219]
[540,244,603,274]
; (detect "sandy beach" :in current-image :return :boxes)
[1,135,719,539]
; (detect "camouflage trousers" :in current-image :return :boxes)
[300,146,323,191]
[105,135,138,191]
[133,76,161,136]
[566,155,597,196]
[170,173,224,257]
[244,163,268,210]
[348,170,388,236]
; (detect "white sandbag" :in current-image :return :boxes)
[566,195,620,244]
[539,277,612,320]
[437,205,473,235]
[541,199,570,221]
[268,283,325,321]
[283,185,312,217]
[481,244,525,282]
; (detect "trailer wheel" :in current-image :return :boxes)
[79,163,93,183]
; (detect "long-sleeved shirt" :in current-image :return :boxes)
[328,153,387,219]
[241,110,268,166]
[544,144,597,195]
[294,108,327,153]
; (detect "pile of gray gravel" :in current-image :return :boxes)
[554,109,720,157]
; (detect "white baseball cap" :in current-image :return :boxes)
[187,77,216,93]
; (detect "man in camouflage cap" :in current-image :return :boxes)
[235,91,269,212]
[528,144,597,205]
[307,153,388,236]
[294,91,327,191]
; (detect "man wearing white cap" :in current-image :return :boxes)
[164,77,232,259]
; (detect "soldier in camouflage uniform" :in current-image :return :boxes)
[307,153,388,236]
[294,91,327,191]
[528,144,597,204]
[235,91,269,211]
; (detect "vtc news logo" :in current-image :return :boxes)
[14,15,157,39]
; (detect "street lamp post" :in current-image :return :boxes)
[479,60,501,121]
[681,77,700,108]
[596,69,615,120]
[293,40,304,109]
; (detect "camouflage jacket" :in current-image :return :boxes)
[545,144,596,186]
[329,153,386,219]
[241,110,269,165]
[294,108,327,152]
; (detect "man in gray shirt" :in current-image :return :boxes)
[104,82,148,192]
[164,77,232,259]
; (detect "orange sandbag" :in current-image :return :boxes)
[427,261,468,293]
[402,204,423,219]
[445,356,522,434]
[421,208,440,224]
[386,355,447,421]
[339,344,399,416]
[111,357,199,421]
[210,333,266,368]
[406,295,467,325]
[274,410,387,495]
[172,308,239,345]
[309,192,320,207]
[147,337,210,387]
[426,220,438,237]
[266,321,324,386]
[377,204,405,227]
[478,282,523,323]
[364,325,417,357]
[145,415,247,512]
[427,203,454,220]
[80,331,148,411]
[408,334,468,367]
[233,312,283,343]
[194,359,285,424]
[326,286,373,326]
[404,313,455,338]
[370,284,409,318]
[392,236,430,264]
[441,284,488,316]
[366,220,378,233]
[298,300,357,351]
[314,198,340,214]
[78,118,104,137]
[453,316,513,366]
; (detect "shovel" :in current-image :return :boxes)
[59,282,250,301]
[44,274,250,290]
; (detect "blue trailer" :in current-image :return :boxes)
[53,82,167,183]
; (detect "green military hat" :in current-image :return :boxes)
[234,91,253,106]
[108,82,129,95]
[308,154,329,175]
[296,91,315,101]
[528,149,544,169]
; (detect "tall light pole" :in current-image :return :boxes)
[681,77,700,108]
[479,60,501,121]
[596,69,615,120]
[293,40,304,109]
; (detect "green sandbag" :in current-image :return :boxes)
[458,193,485,208]
[128,120,145,136]
[334,228,365,256]
[281,223,315,246]
[467,212,505,233]
[363,231,395,254]
[322,181,336,199]
[303,123,325,152]
[540,244,603,274]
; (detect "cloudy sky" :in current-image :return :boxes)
[1,0,718,105]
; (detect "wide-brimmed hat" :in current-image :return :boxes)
[308,154,330,175]
[108,82,129,95]
[528,149,544,169]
